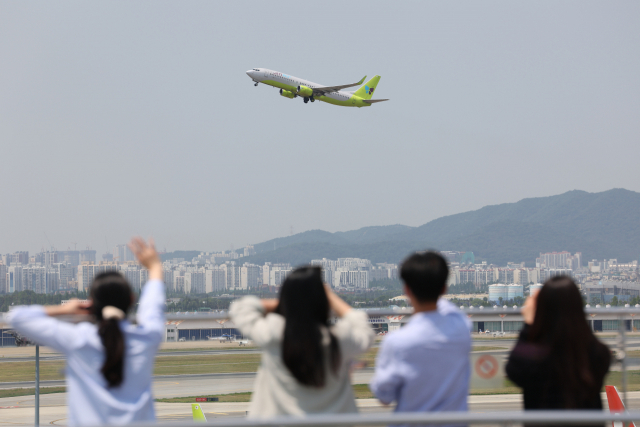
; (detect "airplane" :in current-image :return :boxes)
[245,68,388,108]
[191,404,207,422]
[606,385,636,427]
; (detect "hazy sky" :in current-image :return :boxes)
[1,1,639,256]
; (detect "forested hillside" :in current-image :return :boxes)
[244,189,640,266]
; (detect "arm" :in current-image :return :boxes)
[8,304,87,354]
[129,238,166,341]
[505,325,535,387]
[369,338,403,405]
[325,285,351,317]
[229,296,276,347]
[328,286,374,358]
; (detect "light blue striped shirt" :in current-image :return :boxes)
[8,279,165,426]
[370,299,471,422]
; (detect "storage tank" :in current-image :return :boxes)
[507,284,524,300]
[488,284,508,303]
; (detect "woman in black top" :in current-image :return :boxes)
[506,276,611,411]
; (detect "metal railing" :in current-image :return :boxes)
[107,411,640,426]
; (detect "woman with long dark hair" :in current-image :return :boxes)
[506,275,610,411]
[8,238,165,426]
[230,266,374,417]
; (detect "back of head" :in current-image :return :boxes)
[400,251,449,302]
[90,272,132,388]
[277,266,339,387]
[529,275,599,407]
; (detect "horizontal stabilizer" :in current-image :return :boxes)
[362,99,389,104]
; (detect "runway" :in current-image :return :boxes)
[1,334,636,363]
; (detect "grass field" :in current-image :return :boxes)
[156,385,377,403]
[0,387,66,399]
[158,347,257,353]
[471,346,506,352]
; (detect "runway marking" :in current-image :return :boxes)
[50,418,66,425]
[0,406,19,409]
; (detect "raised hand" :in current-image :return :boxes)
[45,298,92,317]
[521,291,539,325]
[128,237,162,280]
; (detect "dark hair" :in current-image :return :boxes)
[400,251,449,302]
[528,276,606,408]
[90,272,132,388]
[276,266,340,387]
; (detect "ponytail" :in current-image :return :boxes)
[98,318,125,387]
[90,272,132,388]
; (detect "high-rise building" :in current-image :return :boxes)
[8,251,29,265]
[185,270,206,294]
[58,251,80,267]
[240,263,262,289]
[333,269,369,289]
[206,267,226,292]
[0,264,7,293]
[42,251,58,266]
[114,245,135,263]
[77,263,119,291]
[536,252,582,270]
[269,267,292,287]
[6,266,22,293]
[21,266,48,293]
[79,250,97,264]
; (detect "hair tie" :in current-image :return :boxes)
[102,306,125,320]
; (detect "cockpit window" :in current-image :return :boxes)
[253,68,259,71]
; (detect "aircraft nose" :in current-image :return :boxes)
[246,70,254,77]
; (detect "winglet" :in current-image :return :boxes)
[191,404,207,422]
[357,75,367,85]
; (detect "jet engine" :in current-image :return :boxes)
[279,89,295,99]
[297,85,313,97]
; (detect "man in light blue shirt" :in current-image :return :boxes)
[370,251,471,418]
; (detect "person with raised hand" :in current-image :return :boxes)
[229,266,374,418]
[506,276,610,412]
[8,237,166,426]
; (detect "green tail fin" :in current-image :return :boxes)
[191,404,207,422]
[353,75,381,100]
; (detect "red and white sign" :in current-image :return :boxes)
[475,355,499,379]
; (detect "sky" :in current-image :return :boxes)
[1,1,639,256]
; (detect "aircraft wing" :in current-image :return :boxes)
[311,76,367,96]
[362,99,389,104]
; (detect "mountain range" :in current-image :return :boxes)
[239,189,640,266]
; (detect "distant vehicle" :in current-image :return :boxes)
[178,337,186,342]
[191,404,206,422]
[492,332,505,337]
[606,385,636,427]
[246,68,388,107]
[6,330,34,346]
[216,334,234,343]
[238,340,250,346]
